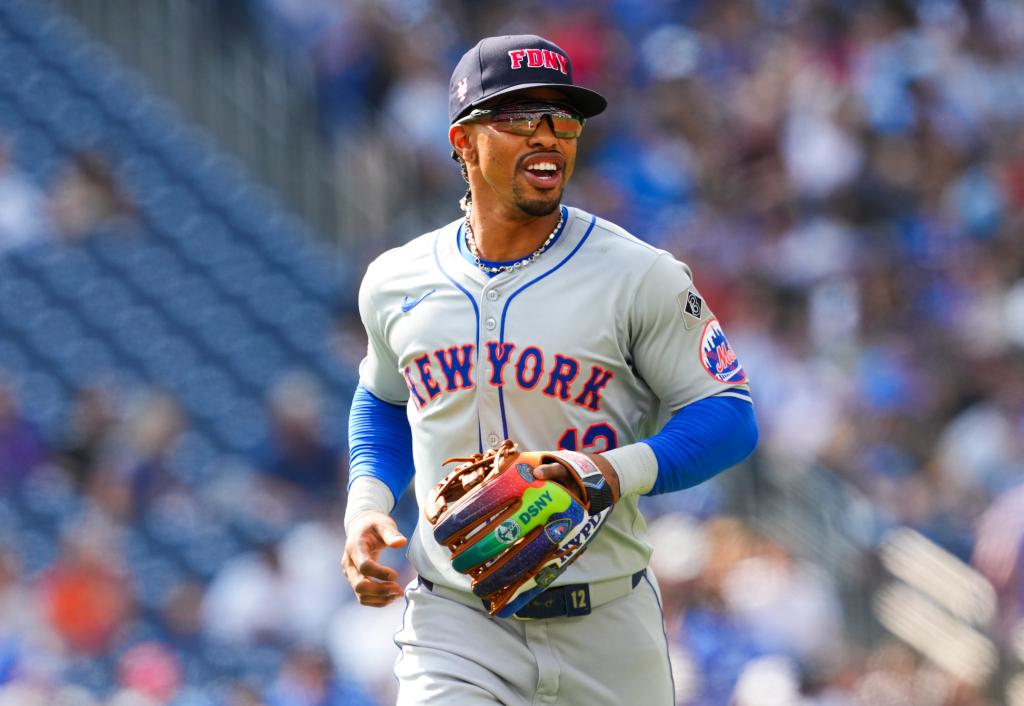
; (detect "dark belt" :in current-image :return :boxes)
[419,570,647,620]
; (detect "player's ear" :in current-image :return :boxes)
[449,125,476,165]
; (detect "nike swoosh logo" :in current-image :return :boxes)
[401,289,436,313]
[582,477,606,490]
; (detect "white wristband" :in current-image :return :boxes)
[344,476,396,534]
[600,442,658,497]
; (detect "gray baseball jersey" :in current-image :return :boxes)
[357,205,751,592]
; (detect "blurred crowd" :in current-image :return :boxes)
[245,0,1023,703]
[0,368,388,706]
[1,0,1024,704]
[0,140,135,251]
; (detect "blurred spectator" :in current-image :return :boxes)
[201,517,349,649]
[255,0,343,55]
[934,356,1024,498]
[56,383,119,490]
[731,656,802,706]
[276,519,349,645]
[720,534,844,665]
[265,648,375,706]
[48,150,134,243]
[0,377,49,488]
[306,6,387,139]
[38,520,133,655]
[115,642,182,705]
[647,512,709,631]
[0,137,49,252]
[159,580,206,654]
[106,690,164,706]
[646,513,712,705]
[0,548,62,685]
[227,684,270,706]
[0,683,52,706]
[325,590,408,706]
[328,313,367,372]
[256,372,343,508]
[852,641,952,706]
[100,391,186,517]
[972,482,1024,638]
[200,543,290,646]
[675,517,770,705]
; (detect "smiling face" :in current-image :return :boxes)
[450,88,580,218]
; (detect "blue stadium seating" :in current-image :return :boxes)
[0,0,357,693]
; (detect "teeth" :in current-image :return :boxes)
[527,162,557,172]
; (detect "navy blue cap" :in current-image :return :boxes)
[449,34,607,124]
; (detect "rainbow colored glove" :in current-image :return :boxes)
[425,440,617,617]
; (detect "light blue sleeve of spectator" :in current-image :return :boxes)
[641,395,758,496]
[347,384,415,504]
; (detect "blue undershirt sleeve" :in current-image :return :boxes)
[642,395,758,496]
[348,384,415,504]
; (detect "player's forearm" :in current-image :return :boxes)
[348,384,415,512]
[604,395,758,497]
[345,476,397,533]
[600,443,659,497]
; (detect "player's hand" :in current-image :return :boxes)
[533,452,621,507]
[342,511,408,607]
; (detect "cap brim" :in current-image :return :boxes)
[453,83,607,123]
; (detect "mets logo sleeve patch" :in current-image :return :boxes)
[699,318,747,384]
[627,252,750,410]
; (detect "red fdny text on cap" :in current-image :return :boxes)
[508,48,568,74]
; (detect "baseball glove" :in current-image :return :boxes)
[425,440,616,618]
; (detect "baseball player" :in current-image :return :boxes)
[343,34,758,706]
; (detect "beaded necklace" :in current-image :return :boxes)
[464,208,563,275]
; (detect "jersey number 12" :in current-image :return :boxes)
[557,423,618,452]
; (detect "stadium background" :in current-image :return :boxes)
[0,0,1022,704]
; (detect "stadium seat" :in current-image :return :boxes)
[18,467,81,525]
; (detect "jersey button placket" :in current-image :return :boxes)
[478,288,504,451]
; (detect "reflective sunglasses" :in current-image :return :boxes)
[455,101,585,139]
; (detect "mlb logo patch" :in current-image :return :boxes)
[677,288,706,330]
[685,291,702,318]
[699,319,746,384]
